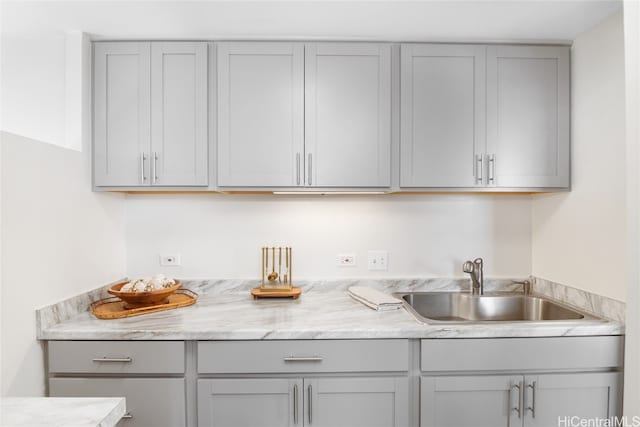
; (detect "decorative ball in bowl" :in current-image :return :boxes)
[108,275,181,309]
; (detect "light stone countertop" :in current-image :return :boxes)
[37,278,625,340]
[0,397,125,427]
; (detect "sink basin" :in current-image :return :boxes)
[393,292,599,323]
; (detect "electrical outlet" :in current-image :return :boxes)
[337,254,357,267]
[368,251,388,271]
[160,254,181,266]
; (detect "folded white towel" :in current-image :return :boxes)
[347,286,403,311]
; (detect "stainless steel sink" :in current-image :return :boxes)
[393,292,600,323]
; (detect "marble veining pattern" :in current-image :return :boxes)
[0,397,125,427]
[532,276,626,323]
[37,277,624,340]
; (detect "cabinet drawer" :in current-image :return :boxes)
[48,341,184,374]
[49,377,185,427]
[421,336,624,372]
[198,340,408,374]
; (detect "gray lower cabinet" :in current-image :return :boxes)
[197,377,408,427]
[420,337,623,427]
[50,377,186,427]
[48,341,186,426]
[308,377,409,427]
[421,372,620,427]
[421,375,519,427]
[197,378,300,427]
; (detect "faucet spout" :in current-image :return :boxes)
[463,258,484,295]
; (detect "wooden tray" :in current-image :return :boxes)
[251,287,302,299]
[90,289,198,319]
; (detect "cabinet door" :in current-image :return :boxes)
[486,45,570,188]
[400,44,486,188]
[217,42,304,187]
[151,42,208,186]
[49,377,186,427]
[305,43,391,187]
[94,42,151,187]
[306,377,408,427]
[197,378,302,427]
[524,373,621,427]
[421,375,521,427]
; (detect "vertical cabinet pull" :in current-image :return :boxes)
[293,384,298,424]
[510,382,522,418]
[527,381,536,418]
[488,154,495,185]
[307,153,313,186]
[152,152,158,184]
[140,153,147,184]
[476,154,483,185]
[296,153,301,186]
[308,384,312,424]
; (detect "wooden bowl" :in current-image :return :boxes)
[108,280,182,309]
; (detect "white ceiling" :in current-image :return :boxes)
[1,0,623,43]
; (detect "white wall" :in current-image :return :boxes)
[0,131,127,396]
[623,0,640,415]
[126,194,532,279]
[531,11,627,302]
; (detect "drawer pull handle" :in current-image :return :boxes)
[92,357,133,363]
[122,412,133,420]
[283,356,323,362]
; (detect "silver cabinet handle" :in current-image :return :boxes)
[293,384,298,424]
[122,413,133,420]
[527,381,536,418]
[140,153,147,184]
[152,152,158,184]
[511,382,522,418]
[308,384,312,424]
[307,153,312,186]
[476,154,483,185]
[283,356,323,362]
[91,357,133,363]
[296,153,301,186]
[488,154,495,185]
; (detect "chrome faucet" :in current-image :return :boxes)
[463,258,484,295]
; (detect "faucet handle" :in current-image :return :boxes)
[513,280,531,295]
[462,261,475,273]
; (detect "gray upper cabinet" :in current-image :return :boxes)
[93,41,208,188]
[217,42,391,189]
[305,43,391,187]
[400,43,569,190]
[486,45,570,188]
[94,42,151,187]
[217,42,304,187]
[151,42,208,186]
[400,44,485,188]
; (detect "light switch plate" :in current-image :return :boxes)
[368,251,388,271]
